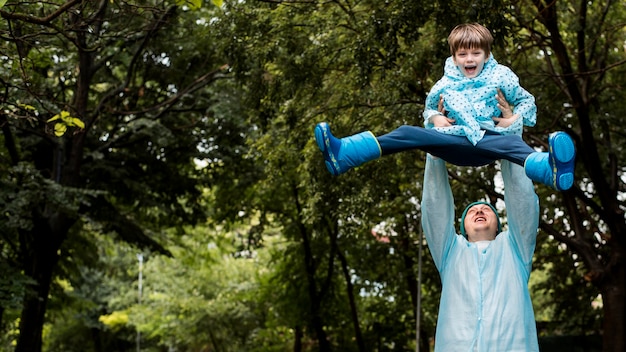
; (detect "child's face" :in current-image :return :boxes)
[453,47,488,78]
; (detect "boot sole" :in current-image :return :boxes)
[549,132,575,190]
[314,123,340,175]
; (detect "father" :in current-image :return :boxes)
[421,154,540,351]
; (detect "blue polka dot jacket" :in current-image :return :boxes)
[423,54,537,145]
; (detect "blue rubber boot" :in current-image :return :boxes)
[314,122,382,175]
[524,132,576,191]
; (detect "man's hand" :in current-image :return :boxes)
[492,88,520,128]
[433,94,456,127]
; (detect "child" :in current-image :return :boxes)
[424,23,536,145]
[314,23,575,191]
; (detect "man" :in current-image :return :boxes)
[421,154,540,351]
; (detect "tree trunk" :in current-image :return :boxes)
[599,249,626,352]
[13,7,94,350]
[294,183,331,351]
[15,232,64,352]
[337,247,366,352]
[15,268,54,352]
[293,325,303,352]
[301,229,331,351]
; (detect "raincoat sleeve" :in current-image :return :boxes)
[423,77,450,127]
[501,160,539,267]
[498,66,537,128]
[423,89,442,127]
[421,154,457,272]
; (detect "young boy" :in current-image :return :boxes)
[314,23,575,191]
[424,23,536,145]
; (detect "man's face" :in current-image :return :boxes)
[453,47,488,78]
[463,204,498,241]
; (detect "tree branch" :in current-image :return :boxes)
[539,220,604,283]
[90,5,178,128]
[0,0,84,26]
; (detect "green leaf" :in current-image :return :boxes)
[17,103,37,112]
[176,0,202,10]
[53,123,67,137]
[70,117,85,129]
[99,311,130,330]
[47,111,84,136]
[47,111,70,123]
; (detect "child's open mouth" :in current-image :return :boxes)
[465,65,477,75]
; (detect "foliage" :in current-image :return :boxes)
[46,111,85,137]
[216,0,624,350]
[43,219,293,351]
[503,1,626,349]
[214,1,513,350]
[0,0,244,351]
[0,0,623,351]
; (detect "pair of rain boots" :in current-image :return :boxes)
[314,122,576,191]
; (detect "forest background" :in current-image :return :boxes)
[0,0,624,351]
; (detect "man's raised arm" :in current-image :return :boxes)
[421,154,457,271]
[501,160,539,266]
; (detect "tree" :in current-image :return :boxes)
[2,0,621,350]
[216,1,478,350]
[219,0,623,350]
[504,1,626,350]
[0,1,236,351]
[96,223,284,352]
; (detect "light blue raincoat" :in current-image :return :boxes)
[421,155,540,352]
[423,55,537,145]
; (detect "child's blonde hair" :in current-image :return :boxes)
[448,23,494,56]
